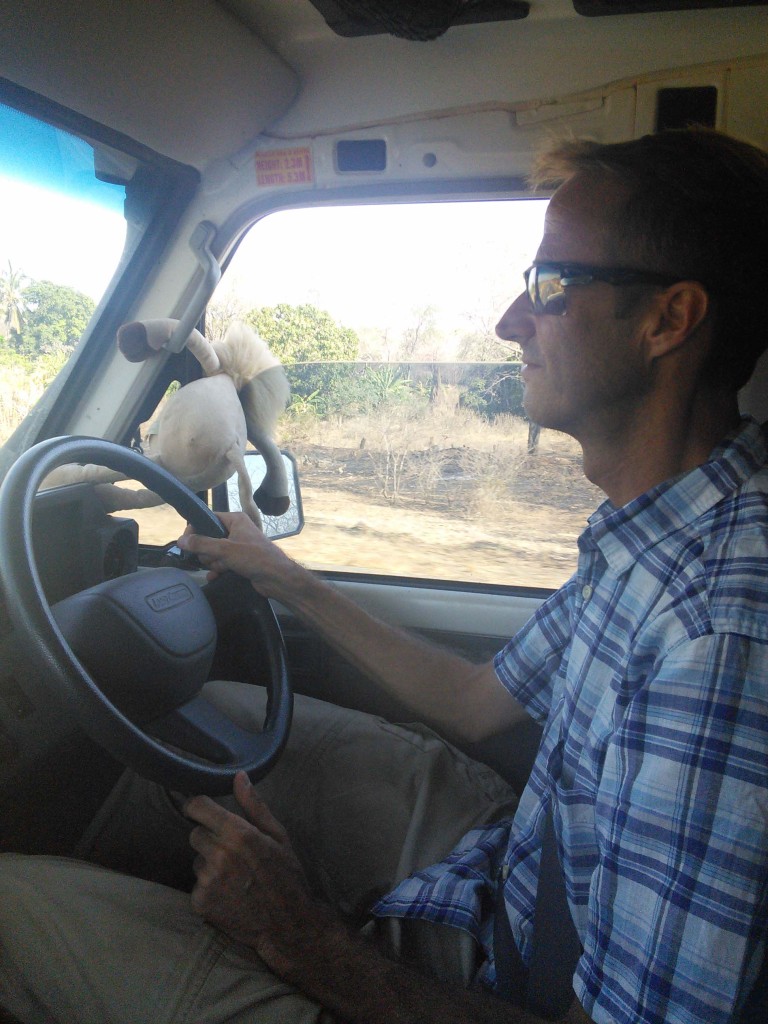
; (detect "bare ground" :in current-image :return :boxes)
[279,485,587,588]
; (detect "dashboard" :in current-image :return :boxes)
[0,483,140,790]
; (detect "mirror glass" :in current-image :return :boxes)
[226,451,304,540]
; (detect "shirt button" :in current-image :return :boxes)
[582,584,593,600]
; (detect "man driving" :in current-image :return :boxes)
[2,127,768,1024]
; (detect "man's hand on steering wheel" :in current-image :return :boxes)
[0,436,293,796]
[179,511,306,607]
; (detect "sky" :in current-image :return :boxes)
[1,176,548,349]
[0,176,127,300]
[220,200,548,338]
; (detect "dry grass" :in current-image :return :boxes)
[277,403,599,586]
[280,403,599,523]
[0,367,45,445]
[3,371,593,528]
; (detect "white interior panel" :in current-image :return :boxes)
[0,0,298,168]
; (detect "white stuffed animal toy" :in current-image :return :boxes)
[43,319,291,529]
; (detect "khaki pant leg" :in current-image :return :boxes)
[0,854,337,1024]
[81,682,518,926]
[209,682,518,922]
[72,682,518,996]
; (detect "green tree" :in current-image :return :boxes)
[246,303,359,364]
[459,363,525,421]
[246,303,361,417]
[0,261,29,337]
[15,280,95,357]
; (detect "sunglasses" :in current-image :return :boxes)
[523,262,682,316]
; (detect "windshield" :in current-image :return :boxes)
[0,99,128,446]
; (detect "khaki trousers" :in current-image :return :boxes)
[0,683,518,1023]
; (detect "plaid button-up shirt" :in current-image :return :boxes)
[374,417,768,1024]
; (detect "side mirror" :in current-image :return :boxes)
[224,450,304,540]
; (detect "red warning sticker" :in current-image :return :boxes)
[255,148,314,187]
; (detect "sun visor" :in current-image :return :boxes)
[0,0,299,169]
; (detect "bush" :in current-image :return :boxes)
[283,361,526,422]
[458,363,525,420]
[285,363,427,418]
[246,303,359,363]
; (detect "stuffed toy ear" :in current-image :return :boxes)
[117,319,221,376]
[117,320,162,362]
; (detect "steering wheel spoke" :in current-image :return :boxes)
[147,694,272,765]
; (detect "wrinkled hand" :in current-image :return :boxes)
[184,771,334,971]
[177,511,301,600]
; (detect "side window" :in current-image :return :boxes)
[214,202,601,589]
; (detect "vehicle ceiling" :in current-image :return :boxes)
[2,1,768,170]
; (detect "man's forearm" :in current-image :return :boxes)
[180,516,527,741]
[265,915,587,1024]
[273,562,525,743]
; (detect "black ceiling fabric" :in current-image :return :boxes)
[573,0,768,16]
[308,0,529,40]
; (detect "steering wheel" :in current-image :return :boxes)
[0,436,292,796]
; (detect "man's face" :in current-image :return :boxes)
[496,172,655,442]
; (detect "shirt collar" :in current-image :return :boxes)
[578,418,768,575]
